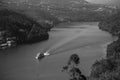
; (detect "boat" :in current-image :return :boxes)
[35,51,50,59]
[44,51,50,56]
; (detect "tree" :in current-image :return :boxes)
[68,54,80,66]
[62,54,86,80]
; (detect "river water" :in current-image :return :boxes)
[0,22,115,80]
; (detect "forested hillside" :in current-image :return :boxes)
[0,8,49,49]
[3,0,117,22]
[90,11,120,80]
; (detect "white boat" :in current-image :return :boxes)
[35,51,50,59]
[44,51,50,56]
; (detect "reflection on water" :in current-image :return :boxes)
[0,22,114,80]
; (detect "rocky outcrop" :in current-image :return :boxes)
[0,9,50,49]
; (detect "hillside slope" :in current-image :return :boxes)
[0,9,49,49]
[90,11,120,80]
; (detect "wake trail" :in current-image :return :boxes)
[47,30,87,55]
[48,41,99,57]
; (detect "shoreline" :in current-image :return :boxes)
[102,36,118,58]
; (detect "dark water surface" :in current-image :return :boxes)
[0,22,115,80]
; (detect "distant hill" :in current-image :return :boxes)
[3,0,117,23]
[39,0,116,22]
[40,0,88,5]
[4,0,88,4]
[2,0,60,27]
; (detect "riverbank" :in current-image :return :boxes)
[90,12,120,80]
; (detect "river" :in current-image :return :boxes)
[0,22,115,80]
